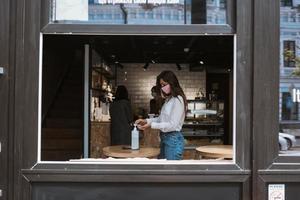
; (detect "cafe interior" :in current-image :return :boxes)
[41,34,234,161]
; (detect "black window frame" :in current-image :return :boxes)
[254,0,300,176]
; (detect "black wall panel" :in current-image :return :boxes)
[33,183,241,200]
[285,183,300,200]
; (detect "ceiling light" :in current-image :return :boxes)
[199,61,204,65]
[143,63,149,71]
[184,48,190,53]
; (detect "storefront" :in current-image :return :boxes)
[1,0,300,199]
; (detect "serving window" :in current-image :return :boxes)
[40,35,235,162]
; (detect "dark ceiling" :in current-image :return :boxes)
[44,35,234,71]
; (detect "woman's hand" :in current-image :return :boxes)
[135,119,150,130]
[135,119,147,126]
[137,123,151,131]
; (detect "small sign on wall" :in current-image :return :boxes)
[55,0,88,21]
[268,184,285,200]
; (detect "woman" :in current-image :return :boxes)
[136,71,187,160]
[110,85,133,145]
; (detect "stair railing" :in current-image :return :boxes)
[42,64,71,124]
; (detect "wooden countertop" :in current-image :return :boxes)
[196,145,233,159]
[103,145,160,158]
[91,121,111,124]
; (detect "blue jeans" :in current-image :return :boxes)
[159,131,184,160]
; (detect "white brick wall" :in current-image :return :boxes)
[116,63,206,114]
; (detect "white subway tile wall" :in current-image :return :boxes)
[116,63,206,114]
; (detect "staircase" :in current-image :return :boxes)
[42,65,84,161]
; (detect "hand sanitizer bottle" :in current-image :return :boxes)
[131,125,139,150]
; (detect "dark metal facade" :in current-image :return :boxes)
[0,0,299,199]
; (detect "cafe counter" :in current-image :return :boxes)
[90,121,161,158]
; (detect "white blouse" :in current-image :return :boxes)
[146,95,185,133]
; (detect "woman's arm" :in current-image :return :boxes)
[146,116,160,124]
[150,97,184,132]
[136,114,160,130]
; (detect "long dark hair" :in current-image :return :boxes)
[115,85,129,101]
[156,71,187,113]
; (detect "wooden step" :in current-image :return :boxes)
[46,118,82,128]
[57,89,83,95]
[42,128,82,139]
[53,101,82,107]
[67,68,83,73]
[49,109,82,118]
[66,76,83,80]
[55,95,82,102]
[54,99,82,105]
[67,68,83,74]
[58,93,83,99]
[50,105,82,112]
[62,83,82,88]
[52,104,82,111]
[63,79,83,86]
[60,85,83,92]
[41,150,83,161]
[42,138,82,150]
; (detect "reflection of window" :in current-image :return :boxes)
[281,0,293,7]
[282,92,298,120]
[148,12,154,19]
[220,0,226,8]
[280,13,289,22]
[290,13,296,22]
[283,40,296,67]
[52,0,228,25]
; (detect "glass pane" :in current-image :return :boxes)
[51,0,228,25]
[41,35,234,162]
[279,0,300,156]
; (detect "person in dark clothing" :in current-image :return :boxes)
[109,85,133,145]
[149,86,164,115]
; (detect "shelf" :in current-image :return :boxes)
[91,87,106,92]
[90,89,107,98]
[183,122,223,127]
[182,132,224,137]
[92,67,115,79]
[187,99,224,103]
[189,109,217,115]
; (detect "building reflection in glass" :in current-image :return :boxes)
[52,0,227,25]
